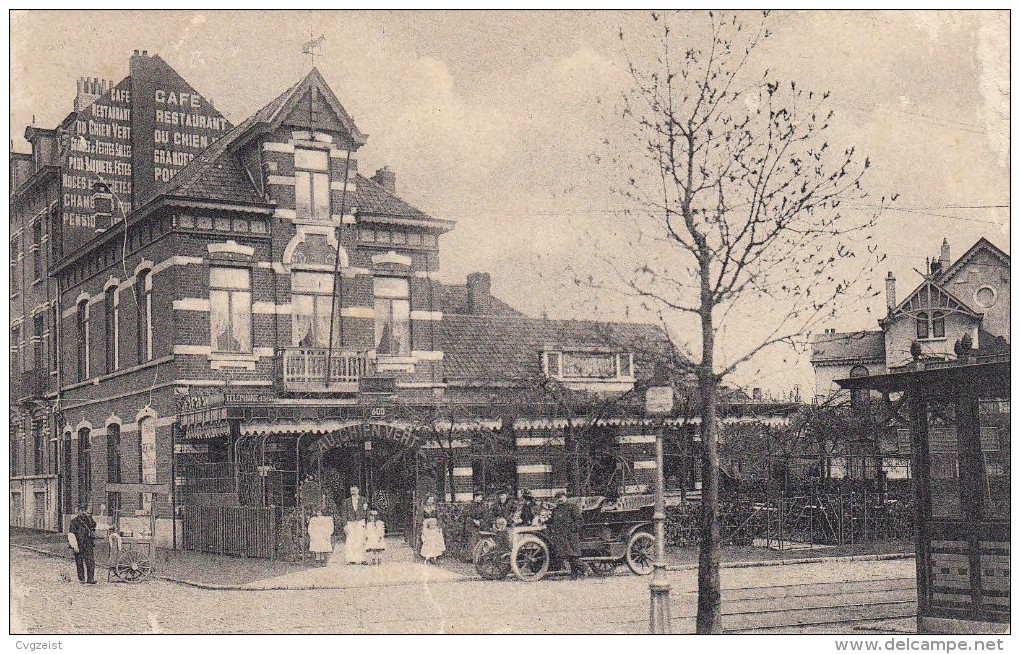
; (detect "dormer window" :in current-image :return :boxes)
[294,148,330,221]
[543,349,634,381]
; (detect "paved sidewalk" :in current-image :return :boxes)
[241,540,462,589]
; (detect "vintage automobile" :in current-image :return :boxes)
[474,494,657,581]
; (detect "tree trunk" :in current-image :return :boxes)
[696,272,722,634]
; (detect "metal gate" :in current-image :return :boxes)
[181,505,281,558]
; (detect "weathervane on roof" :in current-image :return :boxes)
[301,34,325,68]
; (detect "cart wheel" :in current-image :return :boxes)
[511,535,550,581]
[115,550,152,582]
[625,531,655,576]
[472,537,496,565]
[589,560,618,576]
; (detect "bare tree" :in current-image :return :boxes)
[599,11,887,632]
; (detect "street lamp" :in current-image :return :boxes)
[645,385,674,634]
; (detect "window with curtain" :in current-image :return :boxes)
[210,267,252,353]
[374,277,410,356]
[295,148,331,221]
[76,301,89,381]
[291,271,338,348]
[104,287,118,373]
[136,270,152,363]
[61,432,72,513]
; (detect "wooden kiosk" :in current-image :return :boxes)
[838,355,1009,633]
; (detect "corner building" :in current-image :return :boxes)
[13,52,731,553]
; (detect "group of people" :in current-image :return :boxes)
[307,484,387,566]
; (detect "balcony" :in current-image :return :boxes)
[278,348,369,394]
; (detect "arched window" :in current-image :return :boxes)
[76,300,89,381]
[61,431,72,514]
[915,312,929,340]
[104,286,118,373]
[77,428,91,507]
[136,269,152,363]
[106,423,121,484]
[849,365,870,409]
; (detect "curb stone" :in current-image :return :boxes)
[13,543,914,591]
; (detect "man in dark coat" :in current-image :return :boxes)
[68,506,97,584]
[494,489,514,524]
[548,491,588,578]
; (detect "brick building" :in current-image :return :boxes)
[11,52,796,553]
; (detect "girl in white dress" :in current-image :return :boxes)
[364,510,386,565]
[307,510,335,565]
[420,495,446,563]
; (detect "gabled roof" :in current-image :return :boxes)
[939,237,1011,285]
[439,314,671,385]
[810,330,885,365]
[265,68,367,146]
[886,279,980,321]
[149,70,436,222]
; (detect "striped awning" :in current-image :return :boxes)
[239,418,501,437]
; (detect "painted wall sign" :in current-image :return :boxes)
[129,53,232,204]
[60,76,133,253]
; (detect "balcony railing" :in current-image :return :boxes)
[278,348,369,393]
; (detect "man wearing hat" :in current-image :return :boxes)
[548,491,588,579]
[68,506,97,584]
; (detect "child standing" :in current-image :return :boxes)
[364,510,386,565]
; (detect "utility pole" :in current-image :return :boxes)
[646,386,673,633]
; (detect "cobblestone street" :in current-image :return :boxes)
[11,547,916,634]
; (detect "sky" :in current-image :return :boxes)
[9,10,1010,395]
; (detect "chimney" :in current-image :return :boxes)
[939,238,951,269]
[74,76,112,113]
[466,272,492,315]
[885,271,897,311]
[372,166,396,194]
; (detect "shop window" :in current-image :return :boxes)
[471,432,516,496]
[295,148,330,221]
[374,277,410,356]
[210,267,252,353]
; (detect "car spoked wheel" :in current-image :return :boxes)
[510,535,550,581]
[625,531,655,575]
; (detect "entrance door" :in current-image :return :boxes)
[319,437,417,535]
